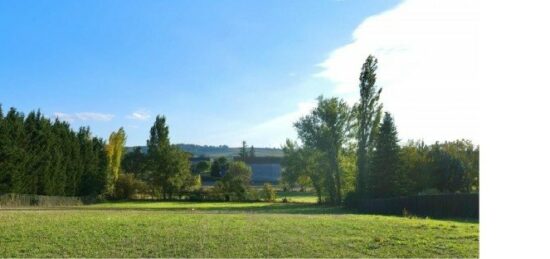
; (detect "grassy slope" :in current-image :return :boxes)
[0,201,478,258]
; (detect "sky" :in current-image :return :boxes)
[0,0,478,147]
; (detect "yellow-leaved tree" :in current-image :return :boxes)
[105,127,126,196]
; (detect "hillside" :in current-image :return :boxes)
[126,143,283,158]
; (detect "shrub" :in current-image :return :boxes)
[213,161,252,201]
[261,183,277,202]
[114,173,147,199]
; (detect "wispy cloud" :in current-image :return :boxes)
[202,101,317,147]
[54,112,115,122]
[316,0,479,143]
[126,110,151,121]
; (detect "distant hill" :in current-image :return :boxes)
[126,143,283,158]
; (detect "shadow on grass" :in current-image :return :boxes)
[0,201,349,215]
[0,200,479,221]
[89,203,348,214]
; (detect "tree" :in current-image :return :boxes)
[368,112,406,198]
[105,127,126,196]
[146,115,197,199]
[0,105,109,197]
[146,115,171,198]
[22,110,53,195]
[299,147,325,202]
[427,142,471,193]
[399,140,431,195]
[0,105,10,193]
[438,139,479,192]
[122,147,147,178]
[239,140,248,161]
[355,55,383,197]
[339,144,358,197]
[210,156,229,178]
[7,108,31,194]
[78,128,109,196]
[249,145,256,158]
[215,161,252,201]
[281,139,301,189]
[163,146,195,198]
[194,160,211,174]
[294,96,352,204]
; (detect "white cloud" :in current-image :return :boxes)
[126,110,151,121]
[316,0,479,144]
[54,112,115,122]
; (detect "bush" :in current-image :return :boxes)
[212,161,252,201]
[113,173,147,199]
[261,183,277,202]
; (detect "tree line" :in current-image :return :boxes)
[0,104,266,201]
[281,55,479,205]
[0,106,198,199]
[0,107,108,196]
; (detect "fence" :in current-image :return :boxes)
[0,193,95,208]
[351,193,479,219]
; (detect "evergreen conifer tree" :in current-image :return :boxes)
[368,112,405,198]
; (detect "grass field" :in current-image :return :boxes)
[0,199,478,257]
[276,191,319,203]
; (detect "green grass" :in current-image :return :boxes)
[0,201,478,257]
[276,191,319,203]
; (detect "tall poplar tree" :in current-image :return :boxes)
[355,55,383,197]
[105,127,126,195]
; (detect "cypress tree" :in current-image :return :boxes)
[0,105,9,192]
[77,127,94,196]
[0,106,109,197]
[7,108,27,194]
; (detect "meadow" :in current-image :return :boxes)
[0,195,478,258]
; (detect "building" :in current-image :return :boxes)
[234,156,282,184]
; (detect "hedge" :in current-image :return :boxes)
[0,193,96,208]
[349,193,479,219]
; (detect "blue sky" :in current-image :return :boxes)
[1,0,478,147]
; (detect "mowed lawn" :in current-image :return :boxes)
[0,200,478,258]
